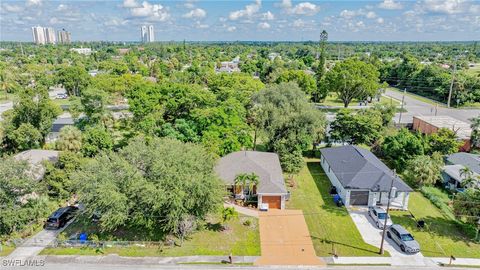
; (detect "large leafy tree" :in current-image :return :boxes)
[427,128,461,155]
[380,128,427,171]
[1,88,61,152]
[252,82,325,166]
[56,65,91,96]
[404,152,443,187]
[73,136,223,233]
[81,125,113,157]
[276,70,316,97]
[0,158,51,236]
[329,109,383,145]
[323,58,381,107]
[56,126,82,152]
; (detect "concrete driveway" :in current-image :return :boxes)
[6,219,75,260]
[255,209,325,266]
[347,207,435,266]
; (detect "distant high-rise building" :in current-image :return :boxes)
[32,26,57,45]
[141,25,148,43]
[44,27,56,44]
[32,26,46,45]
[141,25,154,43]
[148,25,155,42]
[57,29,71,44]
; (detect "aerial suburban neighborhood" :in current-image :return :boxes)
[0,0,480,269]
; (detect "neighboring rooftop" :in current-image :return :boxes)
[446,152,480,174]
[14,150,60,181]
[414,115,472,140]
[320,145,412,192]
[215,151,287,194]
[443,164,479,183]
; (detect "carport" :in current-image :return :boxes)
[254,209,325,266]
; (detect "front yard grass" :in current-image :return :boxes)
[318,93,398,108]
[286,158,389,257]
[390,192,480,258]
[40,214,260,257]
[0,244,14,257]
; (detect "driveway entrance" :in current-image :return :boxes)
[255,209,325,266]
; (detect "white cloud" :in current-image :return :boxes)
[293,19,305,27]
[278,0,320,16]
[229,0,261,20]
[26,0,42,7]
[183,8,206,19]
[378,0,403,10]
[262,11,275,20]
[122,0,139,8]
[129,1,170,21]
[226,26,236,32]
[290,2,320,15]
[420,0,478,14]
[377,17,385,24]
[366,11,377,19]
[258,22,270,29]
[340,9,356,19]
[49,17,59,24]
[194,21,209,29]
[56,4,68,11]
[2,4,23,12]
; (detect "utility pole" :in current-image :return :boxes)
[447,57,458,108]
[379,170,396,255]
[398,88,406,125]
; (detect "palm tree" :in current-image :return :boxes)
[234,173,248,198]
[56,126,82,152]
[246,173,259,197]
[460,167,479,189]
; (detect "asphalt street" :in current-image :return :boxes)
[384,89,480,124]
[0,262,469,270]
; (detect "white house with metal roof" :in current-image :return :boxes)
[320,145,412,210]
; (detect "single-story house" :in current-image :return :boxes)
[215,151,288,209]
[412,115,472,151]
[320,145,412,210]
[443,152,480,190]
[14,149,60,181]
[46,115,75,142]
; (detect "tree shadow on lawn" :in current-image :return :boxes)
[306,161,349,217]
[310,234,381,256]
[204,222,224,232]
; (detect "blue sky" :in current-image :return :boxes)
[1,0,479,41]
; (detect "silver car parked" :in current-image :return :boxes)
[387,224,421,253]
[368,206,393,229]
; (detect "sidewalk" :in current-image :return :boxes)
[223,202,258,217]
[2,254,479,267]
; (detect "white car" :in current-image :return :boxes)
[368,206,393,229]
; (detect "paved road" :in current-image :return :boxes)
[347,208,434,267]
[384,89,480,124]
[0,262,467,270]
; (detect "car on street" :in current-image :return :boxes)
[368,206,393,229]
[387,224,421,253]
[44,206,78,230]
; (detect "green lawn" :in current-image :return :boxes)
[388,87,445,106]
[0,244,14,257]
[318,93,398,108]
[52,98,72,106]
[286,158,389,257]
[40,215,260,257]
[390,192,480,258]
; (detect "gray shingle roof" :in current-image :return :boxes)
[320,145,412,192]
[215,151,287,194]
[446,153,480,174]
